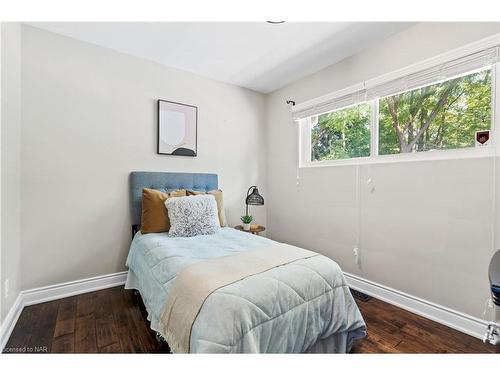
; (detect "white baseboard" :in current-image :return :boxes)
[0,294,24,351]
[344,272,488,340]
[22,271,128,307]
[0,271,127,351]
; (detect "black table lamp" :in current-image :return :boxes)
[245,186,264,216]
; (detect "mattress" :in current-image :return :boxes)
[125,227,366,353]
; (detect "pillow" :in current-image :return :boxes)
[140,188,186,234]
[165,194,220,237]
[186,189,227,227]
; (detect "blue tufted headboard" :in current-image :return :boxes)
[129,171,218,231]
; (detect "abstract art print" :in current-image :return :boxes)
[158,99,197,156]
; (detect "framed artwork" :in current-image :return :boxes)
[157,99,197,156]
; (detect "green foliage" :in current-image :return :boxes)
[240,215,253,224]
[310,69,491,160]
[379,69,491,154]
[311,103,370,161]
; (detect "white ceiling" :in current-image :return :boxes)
[28,22,414,93]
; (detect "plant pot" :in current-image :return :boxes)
[243,223,251,231]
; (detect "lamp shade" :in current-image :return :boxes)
[246,187,264,206]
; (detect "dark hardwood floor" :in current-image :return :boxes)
[3,286,498,354]
[352,296,499,354]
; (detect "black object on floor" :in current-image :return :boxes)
[350,288,373,302]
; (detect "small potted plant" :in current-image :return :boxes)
[240,215,253,231]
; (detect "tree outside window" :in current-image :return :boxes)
[379,69,491,154]
[311,103,370,161]
[308,69,492,162]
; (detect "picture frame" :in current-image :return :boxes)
[157,99,198,156]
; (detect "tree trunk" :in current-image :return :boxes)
[404,79,458,151]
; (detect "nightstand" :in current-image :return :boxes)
[234,225,266,235]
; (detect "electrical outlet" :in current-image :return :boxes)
[353,247,360,267]
[4,278,9,299]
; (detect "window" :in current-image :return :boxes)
[298,63,496,167]
[378,69,492,155]
[311,103,371,161]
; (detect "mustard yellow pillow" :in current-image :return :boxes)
[140,188,186,234]
[186,189,227,227]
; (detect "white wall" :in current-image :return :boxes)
[19,25,267,290]
[266,22,500,319]
[1,23,22,323]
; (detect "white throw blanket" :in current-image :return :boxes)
[160,243,318,353]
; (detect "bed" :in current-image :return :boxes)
[125,171,366,353]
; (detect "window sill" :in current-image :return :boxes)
[300,146,498,168]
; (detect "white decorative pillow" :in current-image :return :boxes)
[165,194,220,237]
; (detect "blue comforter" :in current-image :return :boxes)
[125,228,366,353]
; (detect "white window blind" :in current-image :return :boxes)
[292,87,367,120]
[292,44,500,121]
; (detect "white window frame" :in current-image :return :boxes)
[298,37,500,169]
